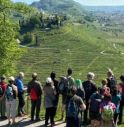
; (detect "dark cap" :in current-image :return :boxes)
[50,72,56,79]
[120,75,124,82]
[67,68,73,75]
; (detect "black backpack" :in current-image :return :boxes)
[107,77,117,94]
[90,93,102,113]
[58,78,68,94]
[83,81,94,100]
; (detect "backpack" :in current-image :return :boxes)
[67,77,75,89]
[107,77,116,90]
[102,104,114,121]
[30,87,38,100]
[90,94,102,113]
[0,85,3,97]
[67,98,79,118]
[58,78,68,94]
[83,81,95,100]
[6,85,14,101]
[58,82,65,94]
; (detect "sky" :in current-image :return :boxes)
[75,0,124,6]
[12,0,39,4]
[12,0,124,6]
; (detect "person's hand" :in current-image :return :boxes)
[24,87,27,92]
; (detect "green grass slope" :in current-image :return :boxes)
[17,23,124,84]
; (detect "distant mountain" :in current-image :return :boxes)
[83,6,124,13]
[31,0,87,19]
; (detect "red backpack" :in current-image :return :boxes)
[30,87,38,100]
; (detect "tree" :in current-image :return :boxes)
[29,15,41,28]
[0,0,34,75]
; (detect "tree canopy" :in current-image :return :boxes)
[0,0,35,75]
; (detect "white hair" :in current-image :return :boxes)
[87,72,95,80]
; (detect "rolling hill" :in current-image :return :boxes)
[17,21,124,84]
[31,0,88,19]
[16,0,124,85]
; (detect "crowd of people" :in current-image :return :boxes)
[0,68,124,127]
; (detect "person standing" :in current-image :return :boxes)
[75,79,85,100]
[67,68,75,88]
[106,69,117,94]
[66,86,86,127]
[75,79,85,123]
[118,75,124,124]
[83,72,97,125]
[27,73,43,121]
[15,72,25,116]
[50,72,59,122]
[99,79,108,96]
[100,94,116,127]
[58,76,68,120]
[112,86,121,127]
[5,76,18,125]
[44,77,56,127]
[0,76,7,119]
[89,88,102,127]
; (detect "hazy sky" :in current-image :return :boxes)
[12,0,124,6]
[12,0,39,4]
[75,0,124,6]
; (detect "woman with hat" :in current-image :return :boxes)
[5,76,18,125]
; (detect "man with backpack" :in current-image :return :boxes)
[27,73,43,121]
[0,76,7,119]
[59,76,68,120]
[66,86,86,127]
[83,72,97,125]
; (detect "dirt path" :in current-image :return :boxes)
[0,116,66,127]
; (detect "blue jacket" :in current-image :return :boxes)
[15,78,24,93]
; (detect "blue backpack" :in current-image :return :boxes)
[67,98,79,118]
[5,85,14,101]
